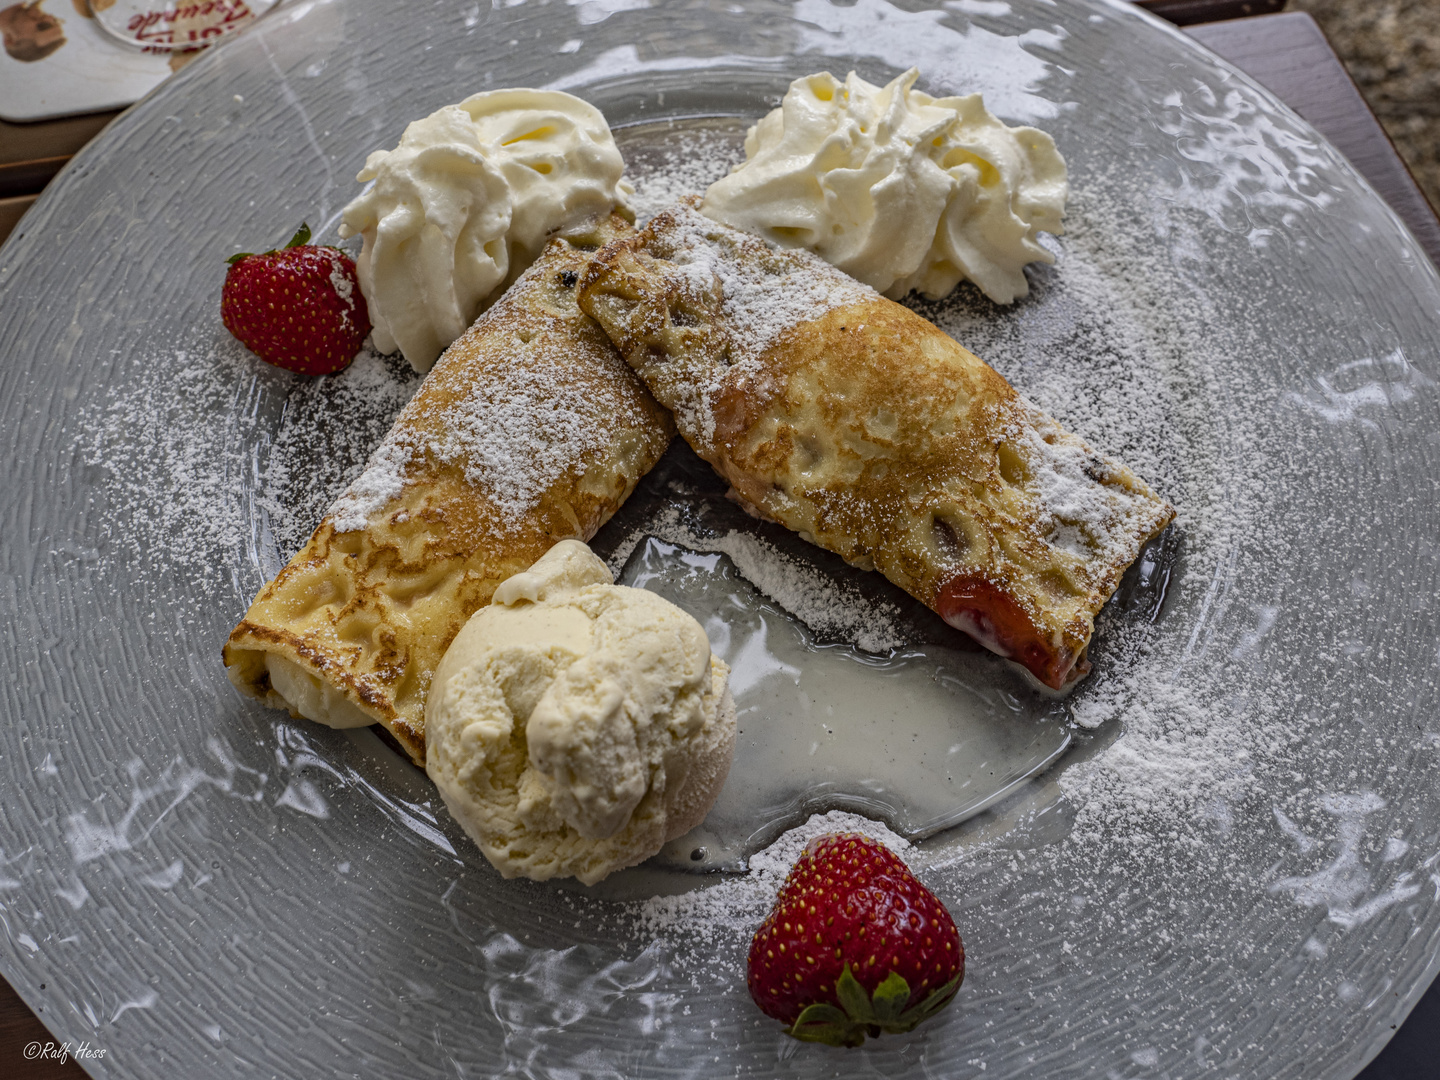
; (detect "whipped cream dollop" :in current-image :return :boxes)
[702,68,1067,305]
[425,541,735,885]
[339,89,632,372]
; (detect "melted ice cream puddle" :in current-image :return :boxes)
[620,539,1070,871]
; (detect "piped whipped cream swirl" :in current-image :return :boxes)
[340,89,631,372]
[702,68,1068,305]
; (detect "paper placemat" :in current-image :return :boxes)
[0,0,269,122]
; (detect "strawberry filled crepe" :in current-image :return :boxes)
[579,201,1173,690]
[224,215,674,762]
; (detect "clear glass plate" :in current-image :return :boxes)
[2,0,1439,1077]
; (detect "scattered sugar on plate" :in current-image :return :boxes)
[80,339,419,587]
[605,502,908,654]
[633,810,911,950]
[621,122,742,224]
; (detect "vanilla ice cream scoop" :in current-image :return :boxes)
[339,89,632,372]
[701,68,1067,305]
[425,540,735,885]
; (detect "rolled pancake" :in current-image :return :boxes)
[224,215,675,763]
[578,199,1174,690]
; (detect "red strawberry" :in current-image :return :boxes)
[221,223,371,376]
[747,832,964,1047]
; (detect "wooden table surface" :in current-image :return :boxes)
[3,7,1439,1079]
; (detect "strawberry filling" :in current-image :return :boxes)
[935,574,1086,690]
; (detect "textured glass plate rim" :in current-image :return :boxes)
[0,1,1438,1077]
[1145,14,1439,288]
[5,0,1435,284]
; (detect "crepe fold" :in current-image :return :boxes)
[578,199,1174,690]
[224,215,675,763]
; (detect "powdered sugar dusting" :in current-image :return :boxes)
[708,528,905,653]
[81,338,418,584]
[328,261,354,303]
[433,354,615,526]
[331,251,650,535]
[260,347,420,555]
[328,348,619,537]
[81,338,260,577]
[1016,402,1171,569]
[657,199,876,365]
[604,502,907,654]
[328,254,358,331]
[633,810,910,946]
[634,199,875,449]
[1059,678,1250,842]
[619,121,742,225]
[328,438,412,532]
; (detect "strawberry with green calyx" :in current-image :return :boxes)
[747,832,964,1048]
[221,223,371,376]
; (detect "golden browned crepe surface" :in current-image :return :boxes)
[578,199,1174,689]
[224,215,675,761]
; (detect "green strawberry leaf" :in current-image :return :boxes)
[911,972,964,1019]
[880,971,965,1034]
[228,223,314,265]
[870,971,912,1024]
[835,965,876,1025]
[781,965,963,1048]
[789,1003,867,1048]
